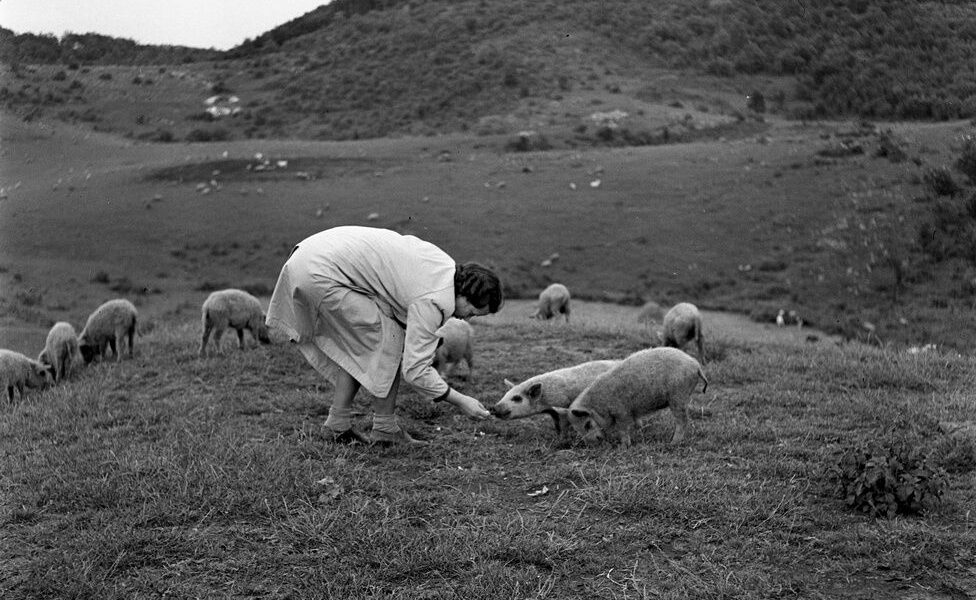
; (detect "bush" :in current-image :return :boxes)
[923,166,962,197]
[874,130,907,163]
[746,90,766,113]
[504,131,552,152]
[186,128,231,142]
[830,439,948,517]
[954,136,976,184]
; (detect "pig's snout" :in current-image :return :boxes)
[490,404,511,419]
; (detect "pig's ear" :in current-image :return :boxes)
[550,407,571,433]
[571,408,591,419]
[35,362,54,379]
[526,382,542,398]
[503,378,516,389]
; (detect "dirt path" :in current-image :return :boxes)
[484,299,844,349]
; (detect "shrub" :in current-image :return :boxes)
[874,130,907,163]
[746,90,766,113]
[504,131,552,152]
[830,439,948,518]
[150,129,174,143]
[14,288,43,306]
[954,136,976,184]
[186,128,231,142]
[923,166,962,197]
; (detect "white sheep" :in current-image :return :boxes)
[79,298,138,363]
[492,359,620,434]
[661,302,705,363]
[636,300,664,324]
[556,347,707,446]
[532,283,571,322]
[200,289,271,357]
[37,321,80,382]
[432,317,474,379]
[1,349,53,401]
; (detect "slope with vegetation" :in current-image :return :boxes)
[3,0,976,141]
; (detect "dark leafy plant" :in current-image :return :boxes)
[955,136,976,184]
[831,438,948,518]
[923,166,962,197]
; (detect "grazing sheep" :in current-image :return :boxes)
[432,318,474,379]
[38,321,80,382]
[1,349,53,402]
[492,359,620,434]
[79,298,138,363]
[636,300,664,324]
[661,302,705,363]
[200,289,271,357]
[557,347,707,446]
[532,283,571,322]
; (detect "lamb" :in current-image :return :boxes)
[432,317,474,379]
[636,300,664,324]
[661,302,705,363]
[532,283,571,322]
[37,321,80,382]
[492,359,620,434]
[200,289,271,357]
[556,347,707,446]
[1,349,54,402]
[79,299,138,363]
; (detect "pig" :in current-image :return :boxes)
[557,347,707,446]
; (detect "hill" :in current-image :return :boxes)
[3,0,976,353]
[3,0,976,142]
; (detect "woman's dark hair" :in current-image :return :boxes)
[455,262,504,313]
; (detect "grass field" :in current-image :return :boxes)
[2,301,974,598]
[2,93,976,598]
[3,111,976,354]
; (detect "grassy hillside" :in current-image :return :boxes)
[2,306,974,598]
[4,0,976,143]
[2,110,976,352]
[3,3,976,595]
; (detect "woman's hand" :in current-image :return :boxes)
[445,389,490,420]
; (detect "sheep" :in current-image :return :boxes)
[200,289,271,357]
[556,347,707,446]
[492,359,620,435]
[432,317,474,379]
[532,283,571,322]
[1,349,54,402]
[636,300,664,324]
[661,302,705,363]
[79,298,138,363]
[37,321,80,382]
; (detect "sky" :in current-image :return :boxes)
[0,0,330,50]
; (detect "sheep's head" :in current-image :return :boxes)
[568,407,609,444]
[28,360,54,389]
[492,379,544,419]
[79,341,98,364]
[255,315,272,344]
